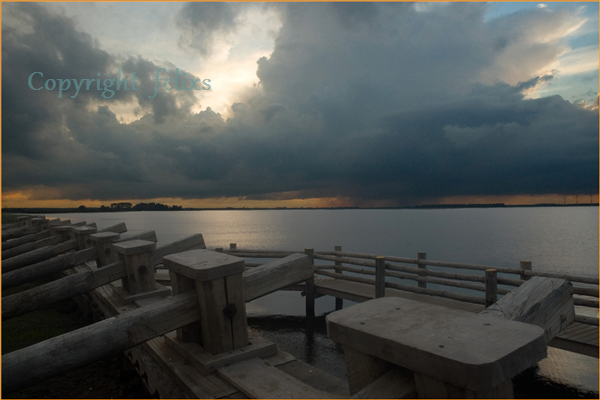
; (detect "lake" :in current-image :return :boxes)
[46,207,599,396]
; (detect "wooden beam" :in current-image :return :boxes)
[243,254,313,302]
[1,239,79,273]
[1,230,51,251]
[2,225,41,241]
[2,291,199,394]
[152,234,205,266]
[351,366,417,399]
[1,247,98,290]
[2,261,127,320]
[479,276,575,342]
[97,222,127,234]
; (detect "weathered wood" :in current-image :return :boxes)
[485,269,498,308]
[90,232,121,267]
[72,226,98,250]
[2,291,199,394]
[243,254,313,302]
[479,277,575,342]
[375,256,386,298]
[413,371,514,398]
[351,366,417,399]
[417,252,427,288]
[2,225,41,241]
[520,261,532,281]
[574,297,599,308]
[1,229,51,250]
[2,261,127,320]
[334,245,344,310]
[152,233,205,266]
[304,248,316,319]
[572,286,599,297]
[165,250,248,354]
[169,272,202,342]
[327,297,546,392]
[97,222,128,234]
[217,357,329,399]
[2,234,65,260]
[1,239,79,273]
[113,240,157,295]
[114,230,157,244]
[344,347,392,395]
[574,315,599,326]
[164,331,277,375]
[2,247,98,290]
[2,222,21,231]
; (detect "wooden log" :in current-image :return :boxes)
[2,261,127,320]
[2,234,65,260]
[1,230,51,251]
[243,254,313,302]
[114,230,157,244]
[2,247,98,290]
[304,248,316,319]
[152,234,205,266]
[222,252,290,258]
[417,252,427,288]
[2,225,41,241]
[574,315,599,325]
[2,222,21,231]
[375,256,386,298]
[485,269,498,308]
[334,245,343,310]
[50,225,75,240]
[2,291,199,394]
[480,277,575,342]
[97,222,127,234]
[384,269,507,294]
[572,286,599,297]
[520,261,532,281]
[574,297,599,308]
[230,243,236,250]
[1,239,79,273]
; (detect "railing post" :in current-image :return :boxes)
[230,243,237,250]
[164,250,248,353]
[215,247,223,253]
[375,256,386,298]
[112,240,161,301]
[485,269,498,308]
[90,232,121,267]
[72,226,98,250]
[304,248,315,319]
[31,218,49,231]
[16,216,30,227]
[520,261,532,281]
[417,252,427,288]
[52,225,75,240]
[334,245,343,310]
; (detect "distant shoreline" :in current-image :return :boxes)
[3,203,598,214]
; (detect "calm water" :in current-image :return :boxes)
[48,207,599,396]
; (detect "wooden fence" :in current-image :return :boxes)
[222,245,599,326]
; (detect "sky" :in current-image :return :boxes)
[1,2,598,208]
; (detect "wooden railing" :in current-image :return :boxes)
[223,245,599,326]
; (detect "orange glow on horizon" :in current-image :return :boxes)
[2,190,596,209]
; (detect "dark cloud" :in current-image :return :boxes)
[2,3,598,205]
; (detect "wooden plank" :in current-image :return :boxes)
[164,331,277,375]
[351,366,416,399]
[226,273,249,349]
[480,277,575,342]
[2,291,200,394]
[263,349,297,368]
[97,222,127,234]
[327,297,547,392]
[197,277,232,354]
[217,357,330,399]
[344,347,391,395]
[548,335,599,358]
[165,250,245,281]
[243,254,313,302]
[277,359,350,398]
[2,261,127,320]
[2,247,98,290]
[114,230,157,243]
[151,234,205,266]
[1,239,79,273]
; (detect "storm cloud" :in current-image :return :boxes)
[2,2,598,206]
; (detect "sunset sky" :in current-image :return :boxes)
[2,2,598,208]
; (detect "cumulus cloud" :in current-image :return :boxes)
[2,2,597,206]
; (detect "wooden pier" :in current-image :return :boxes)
[2,216,598,398]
